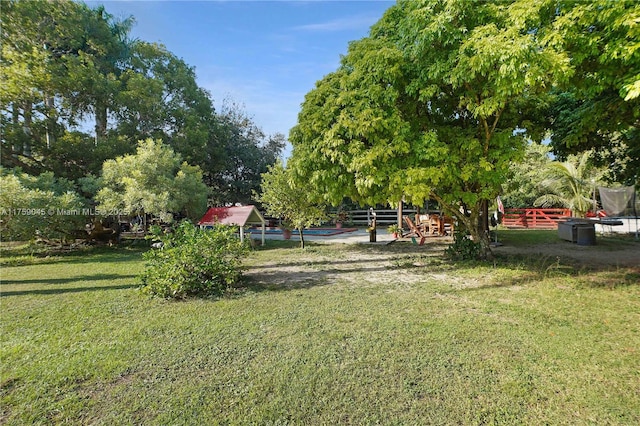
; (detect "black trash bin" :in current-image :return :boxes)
[576,225,596,246]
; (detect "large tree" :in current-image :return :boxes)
[1,0,282,207]
[209,102,286,205]
[1,1,216,182]
[96,139,208,222]
[0,0,134,168]
[255,162,327,249]
[114,42,216,155]
[289,0,568,257]
[542,0,639,185]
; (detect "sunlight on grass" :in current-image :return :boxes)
[1,240,638,424]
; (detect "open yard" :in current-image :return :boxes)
[1,231,639,424]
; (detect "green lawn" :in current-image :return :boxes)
[1,233,639,424]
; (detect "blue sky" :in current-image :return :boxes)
[88,0,395,153]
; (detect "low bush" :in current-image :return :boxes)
[140,221,249,298]
[444,231,483,260]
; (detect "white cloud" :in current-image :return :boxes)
[292,14,379,32]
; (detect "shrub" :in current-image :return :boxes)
[140,221,249,299]
[445,231,483,260]
[387,224,401,234]
[0,171,87,242]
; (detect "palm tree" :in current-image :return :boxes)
[534,151,601,217]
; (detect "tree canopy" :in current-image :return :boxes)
[287,0,638,257]
[288,0,569,255]
[0,0,282,195]
[542,0,639,185]
[96,139,208,222]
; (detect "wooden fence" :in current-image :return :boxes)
[502,208,572,229]
[345,209,416,226]
[354,208,574,229]
[262,209,418,227]
[267,207,573,229]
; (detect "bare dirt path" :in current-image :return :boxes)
[245,235,639,290]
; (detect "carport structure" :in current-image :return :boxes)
[197,205,266,245]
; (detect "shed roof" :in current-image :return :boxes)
[197,206,265,227]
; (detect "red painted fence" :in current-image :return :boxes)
[502,208,572,229]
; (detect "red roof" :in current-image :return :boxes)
[197,206,265,227]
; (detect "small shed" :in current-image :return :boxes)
[197,205,266,245]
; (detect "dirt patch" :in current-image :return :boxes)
[245,241,452,289]
[244,237,639,291]
[245,247,436,289]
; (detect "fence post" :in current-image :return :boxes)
[368,208,377,242]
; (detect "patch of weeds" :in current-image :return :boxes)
[592,234,640,251]
[543,256,580,278]
[490,253,578,277]
[623,270,640,283]
[302,244,350,258]
[0,242,47,266]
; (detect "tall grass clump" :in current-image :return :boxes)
[140,221,249,299]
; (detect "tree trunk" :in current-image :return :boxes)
[95,102,107,144]
[298,227,305,249]
[22,102,33,157]
[430,193,493,260]
[471,201,492,260]
[44,95,55,148]
[11,104,20,159]
[457,203,493,260]
[480,199,489,236]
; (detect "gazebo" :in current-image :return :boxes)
[197,205,266,245]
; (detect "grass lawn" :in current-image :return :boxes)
[1,232,639,424]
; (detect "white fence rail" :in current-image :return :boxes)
[263,208,446,228]
[344,209,415,226]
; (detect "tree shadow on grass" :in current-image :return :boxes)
[241,243,452,294]
[1,273,137,286]
[0,283,139,297]
[0,246,146,268]
[243,264,403,292]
